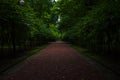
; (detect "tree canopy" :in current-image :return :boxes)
[0,0,120,58]
[0,0,60,57]
[57,0,120,54]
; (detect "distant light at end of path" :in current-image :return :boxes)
[55,0,58,1]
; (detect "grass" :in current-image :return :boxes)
[72,45,120,76]
[0,45,47,74]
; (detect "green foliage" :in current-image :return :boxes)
[1,0,119,58]
[59,0,120,54]
[0,0,59,57]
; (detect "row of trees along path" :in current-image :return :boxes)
[1,41,106,80]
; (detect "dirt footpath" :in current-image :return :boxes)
[1,41,106,80]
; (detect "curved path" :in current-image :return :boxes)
[2,41,106,80]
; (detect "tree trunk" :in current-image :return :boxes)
[11,22,16,57]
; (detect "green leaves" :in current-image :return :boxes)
[0,0,59,54]
[59,0,120,53]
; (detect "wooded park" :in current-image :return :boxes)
[0,0,120,80]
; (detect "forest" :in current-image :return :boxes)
[0,0,60,58]
[0,0,120,60]
[58,0,120,56]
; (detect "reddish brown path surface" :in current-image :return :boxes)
[2,41,106,80]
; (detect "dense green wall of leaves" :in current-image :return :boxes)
[58,0,120,54]
[0,0,58,57]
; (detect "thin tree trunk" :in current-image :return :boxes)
[11,21,16,57]
[0,27,4,57]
